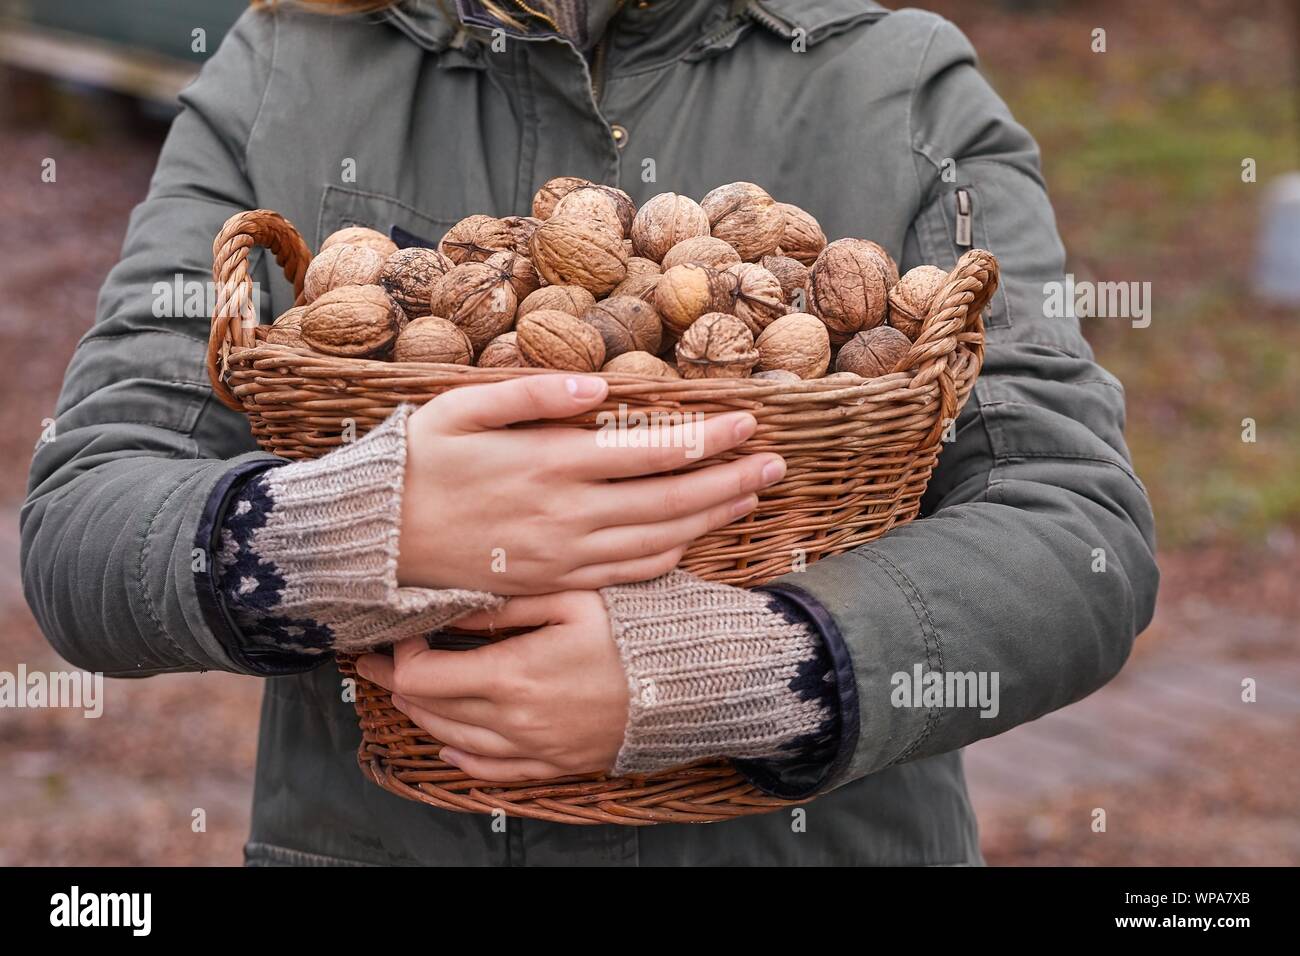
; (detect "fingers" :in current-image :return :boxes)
[556,546,687,590]
[391,694,515,757]
[438,747,574,783]
[571,410,759,480]
[431,374,608,432]
[454,593,570,632]
[355,637,497,699]
[579,493,759,568]
[583,452,785,526]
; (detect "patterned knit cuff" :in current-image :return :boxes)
[217,404,502,656]
[599,569,838,776]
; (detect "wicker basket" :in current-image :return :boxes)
[207,209,998,825]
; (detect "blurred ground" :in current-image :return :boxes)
[1,0,1297,865]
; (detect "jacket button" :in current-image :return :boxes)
[610,124,629,149]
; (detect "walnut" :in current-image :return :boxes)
[552,188,625,237]
[379,247,453,321]
[529,217,628,295]
[887,264,948,341]
[805,238,898,344]
[610,273,660,304]
[477,331,524,368]
[675,312,758,379]
[430,262,518,351]
[300,285,402,357]
[321,226,398,259]
[760,254,810,307]
[755,312,830,379]
[630,192,711,262]
[517,309,606,371]
[727,262,789,334]
[655,263,738,336]
[485,250,542,301]
[531,175,591,219]
[583,295,663,359]
[835,325,912,378]
[553,184,635,237]
[393,316,474,365]
[700,182,784,261]
[266,306,308,347]
[438,215,516,265]
[661,235,742,272]
[518,284,596,318]
[774,203,827,265]
[626,256,662,279]
[602,351,680,378]
[499,215,543,255]
[302,243,385,304]
[752,368,802,384]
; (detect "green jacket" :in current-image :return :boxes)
[21,0,1158,866]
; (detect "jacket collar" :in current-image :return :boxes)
[378,0,890,61]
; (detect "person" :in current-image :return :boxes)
[21,0,1159,866]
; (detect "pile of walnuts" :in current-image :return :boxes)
[269,178,954,382]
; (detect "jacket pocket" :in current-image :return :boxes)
[314,184,463,249]
[915,184,1011,331]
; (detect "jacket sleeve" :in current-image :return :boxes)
[20,10,289,677]
[760,17,1159,794]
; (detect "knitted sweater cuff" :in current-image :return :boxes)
[217,405,502,656]
[600,569,838,776]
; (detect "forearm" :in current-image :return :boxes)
[209,405,502,666]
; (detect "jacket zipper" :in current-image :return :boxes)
[590,34,609,103]
[744,2,797,40]
[954,188,973,248]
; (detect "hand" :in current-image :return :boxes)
[356,591,626,781]
[397,374,785,594]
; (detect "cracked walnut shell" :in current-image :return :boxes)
[300,285,402,358]
[303,243,385,304]
[517,309,607,372]
[675,312,758,379]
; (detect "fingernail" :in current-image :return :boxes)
[355,659,371,681]
[439,747,461,767]
[566,376,604,399]
[733,415,757,442]
[391,694,407,711]
[761,457,786,485]
[731,495,758,517]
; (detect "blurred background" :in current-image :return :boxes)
[1,0,1296,865]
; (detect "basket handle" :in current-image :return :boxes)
[895,248,999,445]
[206,209,313,411]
